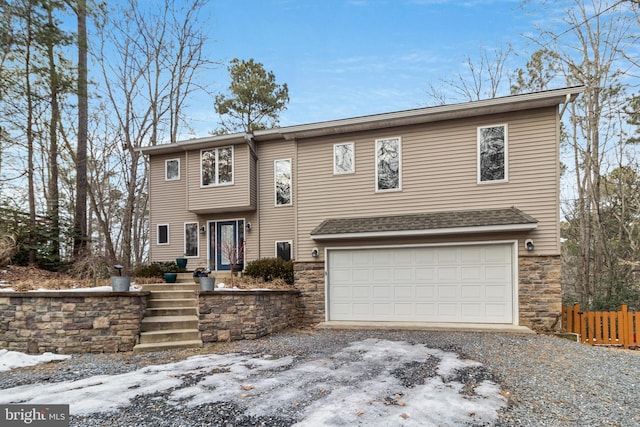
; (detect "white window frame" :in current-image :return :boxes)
[200,146,234,187]
[165,158,180,181]
[375,136,402,192]
[477,124,508,184]
[184,222,199,258]
[274,159,293,206]
[333,142,355,174]
[275,240,293,261]
[157,224,169,245]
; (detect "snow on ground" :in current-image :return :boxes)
[0,339,506,426]
[0,349,71,372]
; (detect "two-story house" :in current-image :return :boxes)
[138,86,583,332]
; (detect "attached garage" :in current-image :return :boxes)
[327,243,516,324]
[311,208,539,326]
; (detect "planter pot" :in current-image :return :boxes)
[199,276,215,291]
[231,263,244,273]
[163,272,178,283]
[176,258,188,269]
[110,276,130,292]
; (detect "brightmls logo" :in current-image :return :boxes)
[1,405,69,427]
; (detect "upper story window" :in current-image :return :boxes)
[201,146,233,186]
[478,125,508,183]
[165,159,180,181]
[275,159,292,206]
[334,142,355,174]
[375,137,402,192]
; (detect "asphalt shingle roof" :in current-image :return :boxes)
[310,207,537,237]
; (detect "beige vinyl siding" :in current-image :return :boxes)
[257,139,296,260]
[296,107,560,261]
[187,143,254,213]
[149,152,204,263]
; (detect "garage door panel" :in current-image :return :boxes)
[416,285,435,298]
[394,268,413,281]
[437,267,458,281]
[394,286,413,298]
[415,249,437,264]
[485,265,509,280]
[372,268,391,281]
[352,303,371,315]
[438,285,458,299]
[461,285,482,299]
[460,248,482,263]
[373,303,392,315]
[372,286,391,298]
[328,244,514,324]
[415,267,436,281]
[461,266,482,281]
[437,248,458,263]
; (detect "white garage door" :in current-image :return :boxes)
[327,244,514,324]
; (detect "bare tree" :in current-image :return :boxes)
[426,45,513,104]
[526,0,634,307]
[95,0,211,266]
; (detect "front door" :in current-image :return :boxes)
[210,220,245,271]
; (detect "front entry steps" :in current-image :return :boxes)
[133,281,203,353]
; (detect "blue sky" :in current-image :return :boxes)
[186,0,540,135]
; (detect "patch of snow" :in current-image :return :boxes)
[0,339,506,425]
[0,350,71,372]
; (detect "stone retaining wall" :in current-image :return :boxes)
[198,290,301,343]
[0,292,149,354]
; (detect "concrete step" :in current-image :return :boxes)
[138,329,202,344]
[146,290,196,300]
[133,340,203,353]
[147,298,197,309]
[143,283,200,291]
[145,306,197,317]
[141,315,199,332]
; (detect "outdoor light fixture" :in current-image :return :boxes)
[200,225,206,234]
[525,239,535,251]
[246,223,252,231]
[311,248,319,257]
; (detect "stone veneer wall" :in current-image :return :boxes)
[0,292,149,354]
[198,290,301,343]
[518,255,562,332]
[293,262,325,325]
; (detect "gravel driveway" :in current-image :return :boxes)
[1,329,638,426]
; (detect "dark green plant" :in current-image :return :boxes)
[134,261,186,278]
[245,257,293,285]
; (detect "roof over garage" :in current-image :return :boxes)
[310,207,538,240]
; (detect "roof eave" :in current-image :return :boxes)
[310,223,538,241]
[281,87,584,140]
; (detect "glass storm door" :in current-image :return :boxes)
[212,220,244,271]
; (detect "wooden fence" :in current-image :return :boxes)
[562,304,639,349]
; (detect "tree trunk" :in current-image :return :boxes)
[73,0,88,257]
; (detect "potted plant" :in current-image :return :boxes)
[111,264,130,291]
[193,268,215,290]
[163,272,178,283]
[175,255,188,269]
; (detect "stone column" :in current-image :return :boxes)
[293,262,325,325]
[518,255,562,332]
